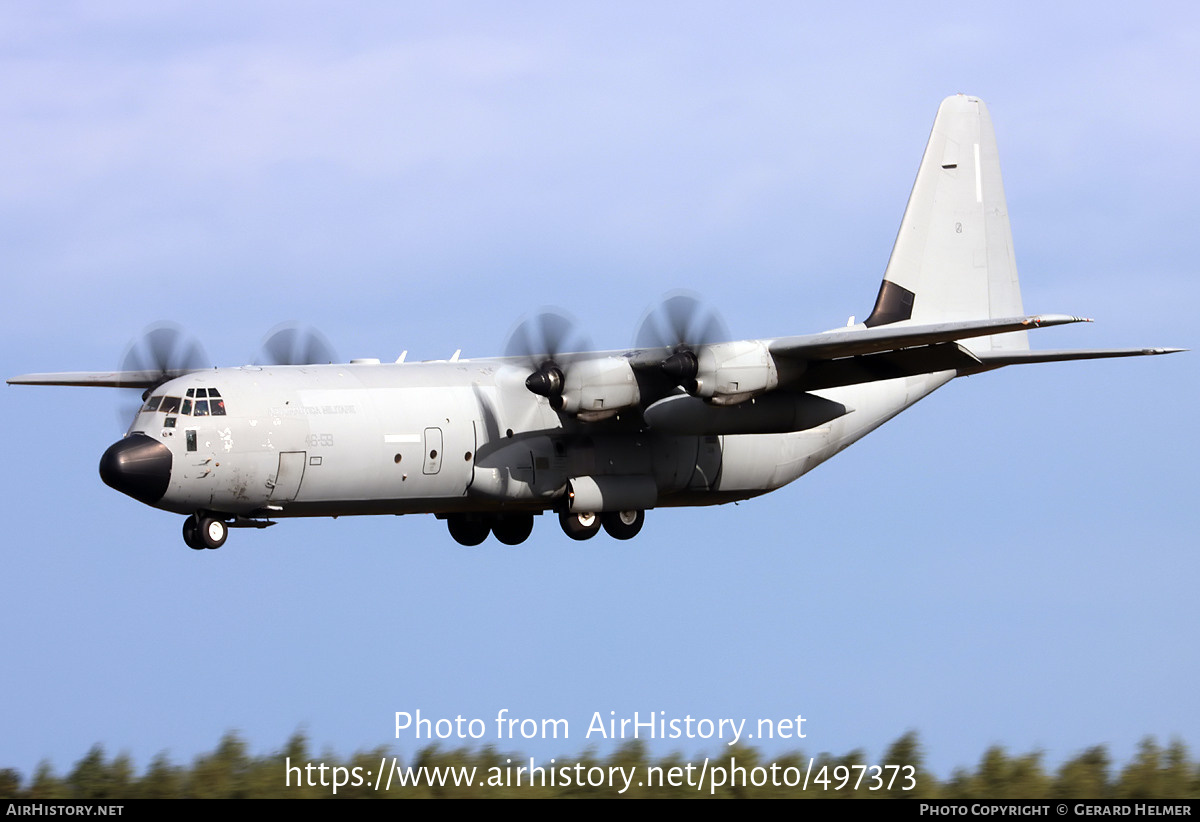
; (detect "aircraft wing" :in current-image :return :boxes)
[6,370,199,388]
[766,314,1089,360]
[755,315,1180,392]
[620,311,1180,401]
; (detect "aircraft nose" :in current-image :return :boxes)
[99,434,172,505]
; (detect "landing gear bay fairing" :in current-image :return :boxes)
[8,96,1180,549]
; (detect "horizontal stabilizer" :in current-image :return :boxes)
[966,347,1185,372]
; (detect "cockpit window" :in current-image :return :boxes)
[150,389,224,416]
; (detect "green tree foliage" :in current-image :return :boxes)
[1115,737,1196,800]
[186,731,249,798]
[1163,739,1200,798]
[65,745,133,800]
[963,746,1051,799]
[1054,745,1111,799]
[881,730,929,799]
[3,731,1198,799]
[0,768,22,800]
[137,752,185,799]
[27,762,64,800]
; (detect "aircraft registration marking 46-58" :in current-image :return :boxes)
[8,95,1181,550]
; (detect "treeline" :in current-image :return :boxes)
[2,732,1198,798]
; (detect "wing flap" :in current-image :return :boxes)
[794,342,982,391]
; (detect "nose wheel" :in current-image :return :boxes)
[183,513,228,550]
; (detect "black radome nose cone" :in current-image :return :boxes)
[99,434,172,505]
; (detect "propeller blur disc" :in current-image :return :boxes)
[117,322,210,428]
[255,323,338,366]
[633,292,729,350]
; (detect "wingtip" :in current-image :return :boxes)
[1024,314,1093,327]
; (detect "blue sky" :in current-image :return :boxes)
[2,2,1196,784]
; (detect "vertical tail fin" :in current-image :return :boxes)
[866,94,1028,353]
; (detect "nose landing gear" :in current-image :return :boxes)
[182,513,228,550]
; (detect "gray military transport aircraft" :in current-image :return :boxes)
[8,95,1182,550]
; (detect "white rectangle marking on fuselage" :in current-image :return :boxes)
[974,142,982,202]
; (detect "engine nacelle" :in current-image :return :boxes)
[567,475,658,513]
[691,340,779,405]
[644,391,849,435]
[558,357,640,421]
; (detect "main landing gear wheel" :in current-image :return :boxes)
[447,515,490,546]
[182,515,202,550]
[184,514,227,549]
[492,514,535,546]
[559,511,601,541]
[602,509,645,540]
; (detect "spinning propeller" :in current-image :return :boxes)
[634,292,729,390]
[504,309,590,408]
[115,322,338,429]
[255,322,339,366]
[117,323,211,427]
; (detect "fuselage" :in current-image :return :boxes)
[99,358,954,521]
